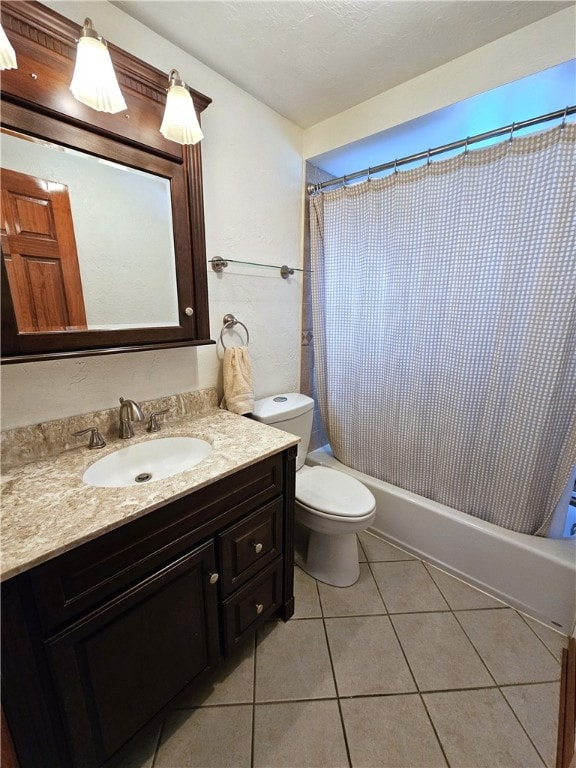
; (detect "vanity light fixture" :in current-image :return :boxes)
[70,18,127,113]
[160,69,204,145]
[0,22,17,70]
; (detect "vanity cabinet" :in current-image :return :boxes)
[1,447,296,768]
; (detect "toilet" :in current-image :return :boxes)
[251,393,376,587]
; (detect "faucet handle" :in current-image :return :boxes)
[72,427,106,449]
[147,408,169,433]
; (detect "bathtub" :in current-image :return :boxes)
[308,446,576,635]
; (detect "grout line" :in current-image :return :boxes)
[319,590,353,768]
[450,608,501,688]
[368,550,539,767]
[497,684,550,767]
[418,692,452,767]
[385,608,421,694]
[251,632,257,768]
[150,719,165,768]
[450,607,555,764]
[517,610,568,663]
[249,681,560,705]
[366,561,391,614]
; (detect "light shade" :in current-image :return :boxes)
[0,23,17,70]
[160,70,203,145]
[70,19,126,113]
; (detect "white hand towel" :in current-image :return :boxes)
[220,346,254,415]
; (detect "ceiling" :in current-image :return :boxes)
[113,1,570,128]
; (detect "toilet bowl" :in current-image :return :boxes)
[251,394,376,587]
[295,464,376,586]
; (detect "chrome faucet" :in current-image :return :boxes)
[118,397,144,439]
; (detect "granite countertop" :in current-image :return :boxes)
[0,409,298,582]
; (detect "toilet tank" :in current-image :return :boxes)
[251,393,314,470]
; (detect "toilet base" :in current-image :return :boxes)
[300,530,360,587]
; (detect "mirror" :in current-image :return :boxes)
[2,130,180,332]
[1,0,212,362]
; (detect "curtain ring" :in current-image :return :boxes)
[393,159,398,175]
[464,136,470,155]
[367,166,372,182]
[561,106,568,129]
[426,149,431,166]
[508,122,516,143]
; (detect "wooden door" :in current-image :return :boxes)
[1,168,87,332]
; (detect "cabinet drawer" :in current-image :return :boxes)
[218,498,283,597]
[31,453,284,633]
[221,558,283,654]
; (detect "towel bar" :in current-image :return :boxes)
[219,314,250,349]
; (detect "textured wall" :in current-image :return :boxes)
[1,0,304,429]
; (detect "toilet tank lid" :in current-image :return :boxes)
[252,393,314,424]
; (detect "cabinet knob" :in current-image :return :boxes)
[184,307,194,316]
[252,542,263,554]
[255,602,264,615]
[209,572,219,585]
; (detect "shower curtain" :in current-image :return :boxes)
[310,123,576,535]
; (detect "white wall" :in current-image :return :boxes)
[1,0,304,428]
[2,3,573,429]
[303,7,576,160]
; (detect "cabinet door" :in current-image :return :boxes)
[45,541,219,768]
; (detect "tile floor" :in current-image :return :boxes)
[107,531,567,768]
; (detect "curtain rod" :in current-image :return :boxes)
[307,105,576,195]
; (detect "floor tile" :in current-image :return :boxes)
[182,636,254,707]
[357,535,366,562]
[424,688,545,768]
[341,694,447,767]
[255,618,336,701]
[326,615,416,696]
[318,562,386,617]
[371,560,449,613]
[359,530,415,561]
[253,700,349,768]
[522,615,570,662]
[392,612,494,691]
[502,682,560,767]
[104,721,160,768]
[456,609,561,684]
[424,563,505,610]
[292,565,322,619]
[155,705,252,767]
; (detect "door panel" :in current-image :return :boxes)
[1,168,87,331]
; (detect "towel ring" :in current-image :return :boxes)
[219,313,250,349]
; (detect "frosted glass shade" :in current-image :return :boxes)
[70,36,126,113]
[0,23,17,70]
[160,84,203,145]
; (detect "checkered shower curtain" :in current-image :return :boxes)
[310,124,576,535]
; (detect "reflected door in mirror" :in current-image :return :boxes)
[1,169,87,332]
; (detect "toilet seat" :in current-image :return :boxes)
[296,466,376,518]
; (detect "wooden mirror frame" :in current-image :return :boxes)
[0,1,213,363]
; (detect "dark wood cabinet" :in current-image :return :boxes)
[1,447,296,768]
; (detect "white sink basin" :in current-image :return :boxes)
[82,437,212,488]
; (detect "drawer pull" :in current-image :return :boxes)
[255,602,264,615]
[209,572,220,585]
[252,542,263,554]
